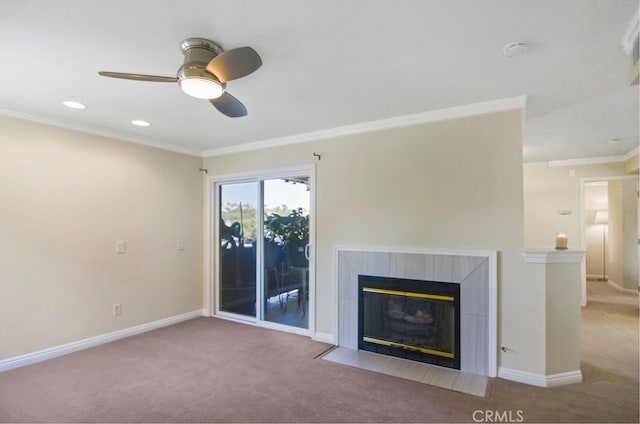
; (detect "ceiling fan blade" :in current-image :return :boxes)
[210,92,248,117]
[205,47,262,83]
[98,71,177,83]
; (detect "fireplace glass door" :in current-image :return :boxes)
[359,276,460,369]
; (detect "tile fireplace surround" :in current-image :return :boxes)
[336,248,497,377]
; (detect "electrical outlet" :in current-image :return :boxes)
[113,304,122,316]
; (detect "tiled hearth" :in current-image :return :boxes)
[336,248,497,377]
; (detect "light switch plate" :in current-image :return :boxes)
[177,240,185,251]
[116,241,126,254]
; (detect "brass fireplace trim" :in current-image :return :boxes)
[362,336,455,358]
[362,287,454,302]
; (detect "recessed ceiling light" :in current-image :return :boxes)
[131,120,150,127]
[63,100,86,109]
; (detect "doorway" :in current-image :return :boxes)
[209,166,314,336]
[581,176,639,302]
[580,176,639,383]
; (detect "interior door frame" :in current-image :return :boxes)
[205,164,316,337]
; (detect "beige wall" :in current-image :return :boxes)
[608,181,624,287]
[0,116,204,359]
[3,107,598,378]
[621,180,639,290]
[608,179,639,290]
[545,263,582,375]
[204,109,551,375]
[623,153,640,175]
[523,159,638,249]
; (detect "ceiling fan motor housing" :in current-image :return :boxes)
[177,38,225,86]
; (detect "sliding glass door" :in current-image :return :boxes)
[262,178,310,329]
[215,171,312,332]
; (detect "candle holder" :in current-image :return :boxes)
[555,233,568,250]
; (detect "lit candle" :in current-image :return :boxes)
[555,233,568,250]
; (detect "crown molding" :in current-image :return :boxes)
[625,145,640,160]
[548,146,639,168]
[621,7,639,55]
[2,96,526,159]
[203,95,527,157]
[0,108,203,157]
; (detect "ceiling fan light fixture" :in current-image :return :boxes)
[180,76,224,99]
[178,66,224,99]
[99,37,260,117]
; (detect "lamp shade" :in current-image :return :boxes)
[594,210,609,225]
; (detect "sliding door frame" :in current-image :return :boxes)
[205,164,316,337]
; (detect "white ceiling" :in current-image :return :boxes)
[0,0,638,162]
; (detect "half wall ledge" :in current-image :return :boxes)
[521,248,586,387]
[523,248,587,264]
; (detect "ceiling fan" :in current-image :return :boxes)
[98,38,262,117]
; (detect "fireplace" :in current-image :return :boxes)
[358,275,461,370]
[338,249,496,376]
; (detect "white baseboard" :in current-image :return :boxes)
[312,331,336,345]
[607,280,639,295]
[586,277,638,295]
[0,309,204,373]
[498,367,582,387]
[544,370,583,387]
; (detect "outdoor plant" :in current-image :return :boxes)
[264,208,309,246]
[264,208,309,266]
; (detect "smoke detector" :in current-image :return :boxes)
[503,42,530,58]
